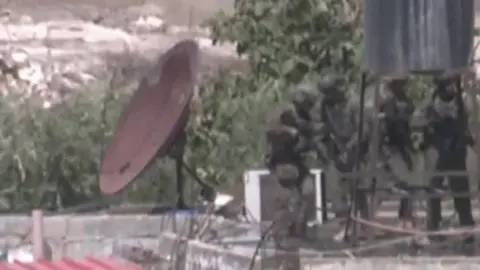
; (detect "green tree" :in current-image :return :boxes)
[0,0,366,208]
[183,0,363,190]
[205,0,362,83]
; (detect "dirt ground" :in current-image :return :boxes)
[0,0,233,25]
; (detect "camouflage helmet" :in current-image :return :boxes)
[317,73,346,103]
[317,73,344,92]
[290,84,317,109]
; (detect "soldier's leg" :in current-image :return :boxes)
[355,163,374,239]
[326,165,349,218]
[425,148,444,231]
[290,163,311,237]
[275,164,300,189]
[270,163,302,269]
[427,174,445,231]
[447,153,475,245]
[326,165,351,241]
[355,160,372,217]
[271,186,301,270]
[377,151,415,229]
[272,163,300,234]
[387,154,414,220]
[449,175,475,224]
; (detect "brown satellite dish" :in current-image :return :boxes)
[99,40,200,194]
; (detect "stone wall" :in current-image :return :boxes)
[1,214,480,269]
[0,214,276,269]
[302,258,480,270]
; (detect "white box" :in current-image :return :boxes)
[243,169,327,224]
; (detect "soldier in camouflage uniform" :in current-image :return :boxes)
[422,75,475,247]
[377,77,417,229]
[311,74,373,240]
[265,84,320,238]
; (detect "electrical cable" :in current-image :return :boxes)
[247,218,276,270]
[246,197,308,270]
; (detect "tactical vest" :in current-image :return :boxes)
[381,98,413,147]
[431,97,461,139]
[321,101,356,143]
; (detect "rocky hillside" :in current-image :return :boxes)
[0,0,243,107]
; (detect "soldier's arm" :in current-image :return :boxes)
[294,117,313,136]
[348,100,372,144]
[304,107,328,163]
[461,110,475,146]
[405,98,415,116]
[418,104,438,150]
[460,95,475,146]
[394,98,415,121]
[310,101,331,143]
[266,107,298,137]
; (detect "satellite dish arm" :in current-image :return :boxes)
[167,128,217,207]
[167,129,187,208]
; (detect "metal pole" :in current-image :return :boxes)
[344,72,367,246]
[367,80,380,242]
[469,72,480,197]
[32,209,44,260]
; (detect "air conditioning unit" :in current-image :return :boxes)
[243,169,327,224]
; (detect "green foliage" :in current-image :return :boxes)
[204,0,362,84]
[0,79,183,210]
[0,0,364,208]
[0,0,450,208]
[185,72,286,186]
[0,82,125,211]
[0,0,434,207]
[180,0,364,189]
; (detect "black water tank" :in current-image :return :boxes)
[363,0,474,76]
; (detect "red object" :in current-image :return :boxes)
[0,257,142,270]
[99,39,199,195]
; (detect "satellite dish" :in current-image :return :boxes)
[99,40,200,195]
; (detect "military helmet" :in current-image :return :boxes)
[290,84,317,109]
[316,73,346,104]
[317,73,344,92]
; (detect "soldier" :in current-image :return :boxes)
[422,75,475,248]
[265,84,319,238]
[311,74,373,240]
[377,77,417,229]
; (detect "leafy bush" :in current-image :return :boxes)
[184,0,363,189]
[185,72,284,186]
[0,0,441,208]
[0,80,126,211]
[205,0,362,84]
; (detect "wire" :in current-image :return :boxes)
[247,219,276,270]
[246,197,306,270]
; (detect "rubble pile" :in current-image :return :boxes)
[0,47,99,109]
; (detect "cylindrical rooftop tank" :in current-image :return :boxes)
[363,0,474,76]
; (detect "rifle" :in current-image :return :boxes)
[321,103,363,172]
[379,98,415,170]
[426,80,474,152]
[453,79,474,148]
[328,132,360,173]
